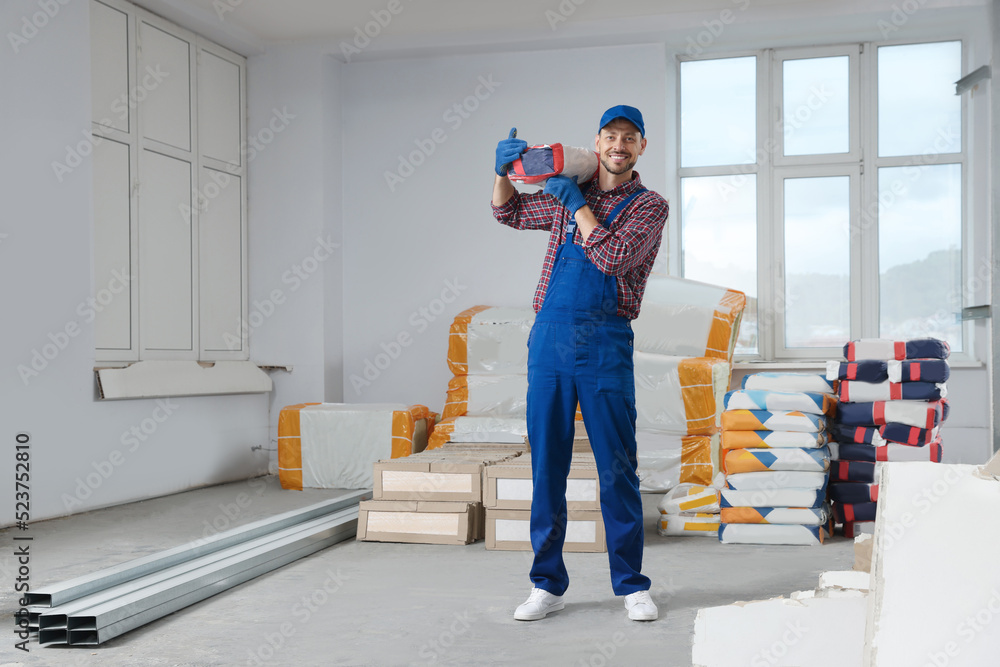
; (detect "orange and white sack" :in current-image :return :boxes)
[658,483,721,515]
[278,403,436,490]
[658,513,721,537]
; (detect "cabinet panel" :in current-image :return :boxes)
[139,21,191,151]
[91,1,130,133]
[198,50,241,166]
[93,137,133,350]
[139,150,193,351]
[199,168,243,352]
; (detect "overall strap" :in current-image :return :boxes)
[603,187,647,229]
[563,185,648,244]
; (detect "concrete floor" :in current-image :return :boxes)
[1,476,854,666]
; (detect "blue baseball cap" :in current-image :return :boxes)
[599,105,644,137]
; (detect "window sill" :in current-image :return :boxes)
[733,359,986,370]
[95,360,273,400]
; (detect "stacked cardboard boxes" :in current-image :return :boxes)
[483,450,606,552]
[358,442,524,545]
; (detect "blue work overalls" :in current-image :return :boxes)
[526,187,651,597]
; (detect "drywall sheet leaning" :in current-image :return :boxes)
[865,461,1000,667]
[278,403,435,490]
[692,594,867,666]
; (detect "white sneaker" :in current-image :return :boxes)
[624,590,658,621]
[514,587,565,621]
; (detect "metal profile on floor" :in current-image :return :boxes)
[36,508,355,645]
[27,489,370,608]
[31,491,367,647]
[38,508,359,646]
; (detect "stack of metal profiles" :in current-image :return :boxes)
[26,490,370,647]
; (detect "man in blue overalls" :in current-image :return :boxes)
[491,106,669,622]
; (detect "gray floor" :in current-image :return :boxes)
[1,477,854,666]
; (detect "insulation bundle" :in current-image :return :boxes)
[718,373,836,545]
[441,277,746,490]
[826,337,950,535]
[278,403,438,490]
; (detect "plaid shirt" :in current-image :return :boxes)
[492,172,668,320]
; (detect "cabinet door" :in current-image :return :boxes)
[93,137,135,353]
[139,149,194,353]
[138,19,192,152]
[197,43,247,358]
[198,167,243,353]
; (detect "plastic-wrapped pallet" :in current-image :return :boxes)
[826,337,950,536]
[441,276,746,491]
[718,373,836,545]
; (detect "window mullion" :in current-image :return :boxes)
[759,49,775,361]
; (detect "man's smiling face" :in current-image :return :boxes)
[595,119,646,176]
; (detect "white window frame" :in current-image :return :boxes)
[677,38,977,364]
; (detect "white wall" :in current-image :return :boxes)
[244,46,347,457]
[0,0,270,525]
[340,44,668,411]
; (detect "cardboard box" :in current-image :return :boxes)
[484,457,600,511]
[372,448,523,502]
[357,500,482,545]
[485,508,606,552]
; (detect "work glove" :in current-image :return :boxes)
[543,175,587,216]
[495,127,527,176]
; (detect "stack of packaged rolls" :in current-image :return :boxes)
[827,338,950,537]
[718,373,837,546]
[656,478,723,538]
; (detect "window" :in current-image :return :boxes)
[679,41,968,361]
[90,0,247,363]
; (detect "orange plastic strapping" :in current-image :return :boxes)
[277,403,320,490]
[390,405,438,458]
[705,288,746,361]
[426,417,456,450]
[678,357,722,436]
[679,434,715,486]
[447,305,491,376]
[441,375,470,420]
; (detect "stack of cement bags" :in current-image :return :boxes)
[826,338,951,537]
[717,373,836,546]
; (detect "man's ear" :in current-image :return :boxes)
[639,137,647,155]
[594,133,601,151]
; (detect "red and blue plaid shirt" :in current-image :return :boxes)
[491,172,668,320]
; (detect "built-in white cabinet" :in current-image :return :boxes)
[90,0,247,362]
